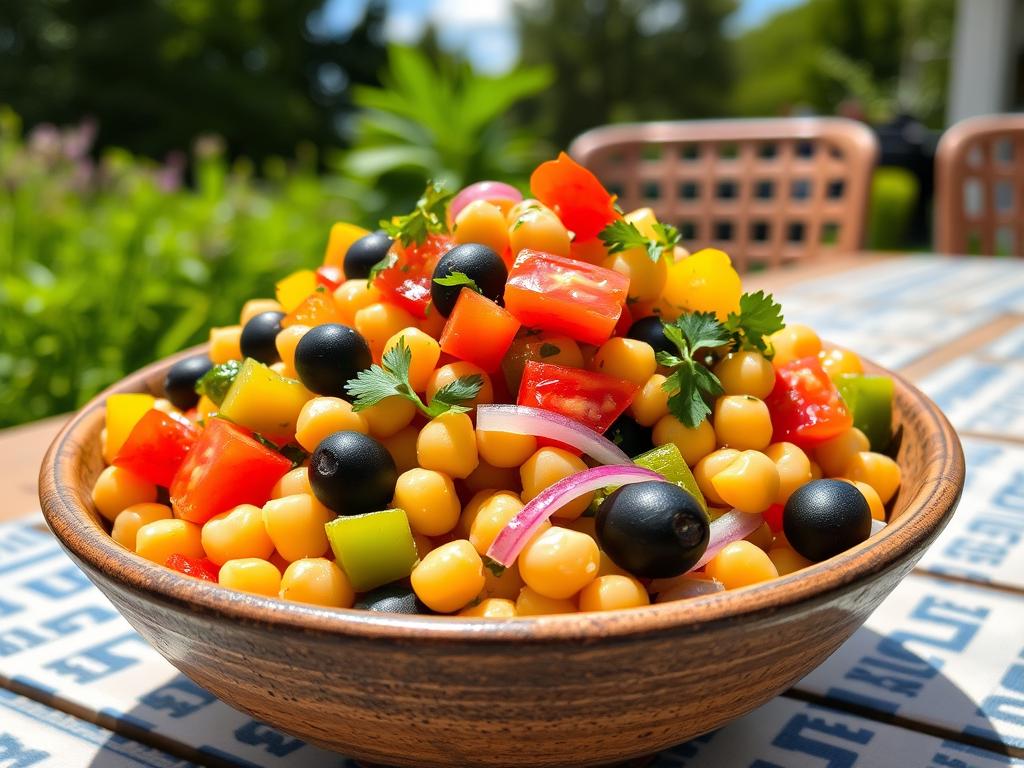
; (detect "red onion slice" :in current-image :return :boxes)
[476,404,631,466]
[449,181,523,223]
[655,576,725,603]
[688,509,764,572]
[486,465,663,567]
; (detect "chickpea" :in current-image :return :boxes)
[469,492,524,555]
[768,323,821,367]
[91,466,158,522]
[241,298,283,326]
[427,362,493,408]
[411,540,486,613]
[354,303,418,360]
[111,503,172,550]
[201,504,275,566]
[818,347,864,377]
[705,540,779,588]
[578,574,650,611]
[274,324,309,378]
[459,598,518,618]
[709,450,780,514]
[693,448,741,506]
[814,427,870,477]
[393,468,461,537]
[713,395,773,451]
[380,425,421,475]
[630,373,671,427]
[135,519,203,564]
[477,429,537,468]
[521,447,591,520]
[508,208,571,258]
[295,397,369,452]
[463,461,521,495]
[417,411,479,479]
[519,527,599,599]
[454,200,510,257]
[713,351,776,399]
[361,396,417,438]
[844,451,901,504]
[516,586,577,616]
[333,279,382,326]
[481,562,525,600]
[764,442,813,505]
[603,250,667,304]
[219,558,281,597]
[261,494,333,562]
[768,547,813,576]
[592,338,657,387]
[279,558,354,608]
[652,415,716,466]
[209,325,243,364]
[383,328,441,392]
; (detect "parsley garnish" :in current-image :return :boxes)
[368,250,398,283]
[345,338,483,418]
[194,359,242,406]
[252,434,309,468]
[433,271,481,295]
[723,290,785,357]
[379,181,453,246]
[599,219,681,263]
[656,313,731,428]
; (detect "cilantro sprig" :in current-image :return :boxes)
[379,181,453,247]
[656,291,785,426]
[599,219,681,263]
[432,271,481,294]
[723,290,785,356]
[657,313,731,427]
[345,338,482,418]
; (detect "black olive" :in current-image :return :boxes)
[344,231,393,280]
[355,584,430,614]
[239,311,285,365]
[430,242,508,317]
[627,316,675,357]
[163,354,213,410]
[605,415,653,458]
[783,479,871,562]
[309,431,396,516]
[294,323,371,397]
[596,481,709,578]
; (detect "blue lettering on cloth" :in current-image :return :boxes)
[234,721,306,757]
[20,564,91,600]
[0,733,48,768]
[0,605,119,656]
[0,596,22,618]
[766,712,873,768]
[0,547,63,577]
[140,676,218,719]
[44,631,149,684]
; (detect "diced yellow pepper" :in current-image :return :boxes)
[661,248,742,322]
[218,358,312,440]
[323,222,371,268]
[104,393,156,463]
[275,270,318,313]
[625,207,659,238]
[197,395,218,424]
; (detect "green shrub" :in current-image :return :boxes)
[0,109,358,428]
[867,166,918,251]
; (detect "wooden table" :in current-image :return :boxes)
[2,253,1024,767]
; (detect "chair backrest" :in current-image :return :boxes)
[935,114,1024,256]
[569,118,878,272]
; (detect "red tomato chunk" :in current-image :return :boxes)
[530,152,620,242]
[765,357,853,449]
[518,360,638,436]
[375,234,453,319]
[439,290,520,372]
[503,249,629,346]
[113,409,199,488]
[165,554,220,582]
[169,419,292,524]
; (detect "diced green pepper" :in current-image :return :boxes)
[837,374,894,452]
[633,443,708,514]
[326,509,419,592]
[588,442,708,515]
[195,359,242,406]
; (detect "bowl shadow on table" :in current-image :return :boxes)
[83,626,1007,768]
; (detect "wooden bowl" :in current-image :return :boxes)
[39,348,964,768]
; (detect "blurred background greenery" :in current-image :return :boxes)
[0,0,956,427]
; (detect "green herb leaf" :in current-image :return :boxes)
[368,250,398,283]
[433,271,481,294]
[426,374,484,417]
[379,181,453,246]
[251,433,309,468]
[723,290,786,356]
[539,342,561,358]
[656,312,731,428]
[194,359,242,406]
[599,219,681,263]
[345,337,481,419]
[482,555,506,577]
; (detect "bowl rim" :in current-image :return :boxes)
[39,345,964,644]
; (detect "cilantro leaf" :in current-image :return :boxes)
[379,181,453,246]
[656,312,731,428]
[724,290,785,356]
[368,250,398,283]
[345,337,481,419]
[599,219,681,263]
[433,271,481,294]
[539,342,561,358]
[427,375,484,417]
[195,359,242,406]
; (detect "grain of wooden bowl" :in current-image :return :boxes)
[39,346,964,768]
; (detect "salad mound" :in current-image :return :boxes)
[91,152,901,617]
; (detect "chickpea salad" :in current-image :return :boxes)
[91,153,900,617]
